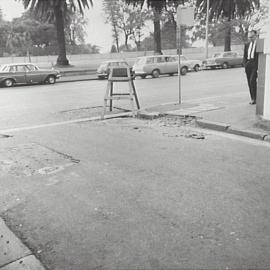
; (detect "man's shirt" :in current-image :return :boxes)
[247,40,257,60]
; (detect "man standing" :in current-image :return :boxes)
[243,30,259,105]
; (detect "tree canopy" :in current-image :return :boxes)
[20,0,93,65]
[196,0,260,51]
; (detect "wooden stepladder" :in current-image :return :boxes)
[101,64,140,119]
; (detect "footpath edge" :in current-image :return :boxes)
[137,110,270,142]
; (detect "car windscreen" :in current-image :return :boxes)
[0,65,9,72]
[99,63,108,69]
[135,58,146,65]
[26,64,39,71]
[213,53,222,57]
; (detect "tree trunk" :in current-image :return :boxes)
[224,19,231,51]
[54,4,69,66]
[113,24,120,52]
[153,8,162,55]
[224,0,232,52]
[125,34,129,50]
[136,40,141,51]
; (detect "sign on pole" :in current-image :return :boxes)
[176,6,194,104]
[177,6,195,27]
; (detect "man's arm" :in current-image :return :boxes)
[243,43,248,67]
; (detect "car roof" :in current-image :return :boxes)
[217,51,239,55]
[102,59,127,63]
[137,55,180,58]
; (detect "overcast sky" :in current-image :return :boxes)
[0,0,113,52]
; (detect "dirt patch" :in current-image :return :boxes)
[0,143,79,177]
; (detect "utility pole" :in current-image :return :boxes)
[177,5,195,104]
[205,0,210,59]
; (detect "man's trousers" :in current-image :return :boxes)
[245,60,258,102]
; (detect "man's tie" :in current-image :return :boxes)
[248,42,254,59]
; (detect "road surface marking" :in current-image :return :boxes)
[0,112,132,133]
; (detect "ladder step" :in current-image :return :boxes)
[105,95,134,100]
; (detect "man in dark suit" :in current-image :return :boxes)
[243,30,259,105]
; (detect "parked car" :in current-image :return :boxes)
[202,51,243,69]
[180,55,202,72]
[96,60,133,79]
[0,63,60,87]
[132,55,200,79]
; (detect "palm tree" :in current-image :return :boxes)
[196,0,260,51]
[20,0,93,66]
[126,0,183,54]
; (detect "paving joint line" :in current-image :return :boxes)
[0,254,32,269]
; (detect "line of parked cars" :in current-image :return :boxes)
[96,50,244,80]
[97,54,202,80]
[0,50,244,88]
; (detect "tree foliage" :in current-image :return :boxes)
[103,0,149,52]
[19,0,93,65]
[0,10,99,57]
[195,0,260,51]
[125,0,190,54]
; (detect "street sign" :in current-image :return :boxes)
[177,6,195,27]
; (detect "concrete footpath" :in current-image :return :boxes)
[0,219,45,270]
[138,101,270,142]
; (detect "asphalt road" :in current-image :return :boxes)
[0,68,247,130]
[2,67,270,270]
[1,116,270,270]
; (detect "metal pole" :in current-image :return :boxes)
[205,0,210,59]
[178,25,182,104]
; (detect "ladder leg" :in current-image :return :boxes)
[102,81,111,119]
[131,79,140,110]
[128,80,136,117]
[109,82,113,111]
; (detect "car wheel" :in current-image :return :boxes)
[194,64,200,72]
[4,79,14,87]
[180,66,188,75]
[152,69,160,78]
[222,62,229,69]
[47,75,56,84]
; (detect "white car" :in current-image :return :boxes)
[132,55,201,79]
[180,55,202,72]
[96,60,132,79]
[202,51,243,69]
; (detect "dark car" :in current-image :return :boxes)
[97,60,134,79]
[203,51,243,69]
[0,63,61,87]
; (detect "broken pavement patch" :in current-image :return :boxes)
[0,143,79,178]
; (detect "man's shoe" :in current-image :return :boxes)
[249,100,256,105]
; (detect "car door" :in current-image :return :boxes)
[223,52,234,65]
[155,56,167,74]
[166,56,178,73]
[12,65,27,84]
[144,57,155,74]
[234,52,243,66]
[25,64,42,83]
